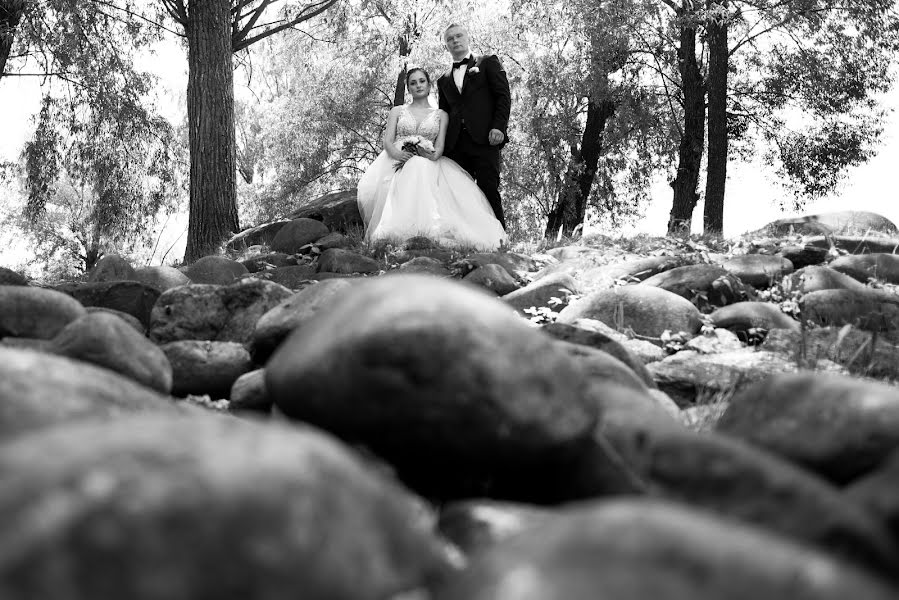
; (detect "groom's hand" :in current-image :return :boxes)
[488,129,504,146]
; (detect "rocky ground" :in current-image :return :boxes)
[2,206,899,598]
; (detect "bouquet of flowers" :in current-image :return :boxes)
[394,135,435,171]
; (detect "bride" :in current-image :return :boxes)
[357,68,507,250]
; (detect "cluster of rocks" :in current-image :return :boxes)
[2,209,899,598]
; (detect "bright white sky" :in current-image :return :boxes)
[1,35,898,257]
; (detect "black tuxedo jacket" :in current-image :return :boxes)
[437,54,511,151]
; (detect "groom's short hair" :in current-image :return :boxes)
[443,22,468,38]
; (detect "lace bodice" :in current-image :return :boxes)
[396,106,440,143]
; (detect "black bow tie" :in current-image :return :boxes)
[452,58,471,70]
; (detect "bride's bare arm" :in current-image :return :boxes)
[383,107,412,162]
[430,110,449,161]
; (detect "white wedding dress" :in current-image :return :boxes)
[357,105,507,250]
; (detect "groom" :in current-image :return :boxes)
[437,23,511,229]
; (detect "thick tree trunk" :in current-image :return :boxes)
[0,0,27,78]
[183,0,238,263]
[667,13,706,236]
[704,1,728,236]
[545,99,616,239]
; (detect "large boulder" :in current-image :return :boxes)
[0,286,87,339]
[0,346,179,440]
[266,275,599,501]
[149,278,293,345]
[557,285,703,341]
[0,414,453,600]
[434,499,897,600]
[715,372,899,483]
[286,189,363,232]
[846,450,899,543]
[54,280,161,327]
[758,211,899,237]
[270,218,331,253]
[225,220,290,252]
[49,312,173,394]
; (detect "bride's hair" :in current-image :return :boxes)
[405,68,431,87]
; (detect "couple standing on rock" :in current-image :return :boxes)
[357,23,511,251]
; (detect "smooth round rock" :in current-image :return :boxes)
[789,265,869,293]
[0,267,28,286]
[800,289,899,332]
[0,286,87,339]
[182,255,249,285]
[716,372,899,483]
[270,218,330,253]
[228,368,272,414]
[132,265,192,291]
[846,450,899,542]
[240,252,297,273]
[397,256,452,277]
[607,427,899,575]
[54,281,160,327]
[266,275,598,500]
[721,255,793,288]
[50,312,173,394]
[463,264,519,296]
[709,302,800,337]
[502,272,579,314]
[541,322,655,388]
[316,248,380,274]
[84,306,145,333]
[86,254,136,282]
[433,499,898,600]
[0,346,179,439]
[557,284,703,340]
[149,278,293,345]
[829,253,899,284]
[161,340,254,398]
[251,278,361,361]
[641,263,753,308]
[0,414,452,600]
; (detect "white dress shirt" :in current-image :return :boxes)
[453,54,474,93]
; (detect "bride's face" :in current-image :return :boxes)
[407,72,430,99]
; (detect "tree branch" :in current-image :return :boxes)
[232,0,338,52]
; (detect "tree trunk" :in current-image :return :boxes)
[704,1,728,236]
[183,0,238,263]
[393,63,407,107]
[545,99,616,239]
[0,0,27,78]
[667,11,706,236]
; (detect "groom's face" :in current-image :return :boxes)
[444,26,470,60]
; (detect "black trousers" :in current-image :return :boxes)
[447,128,506,229]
